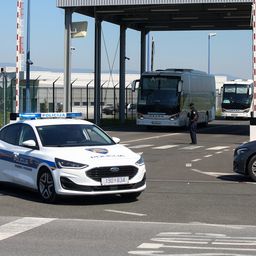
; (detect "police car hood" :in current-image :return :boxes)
[44,144,140,166]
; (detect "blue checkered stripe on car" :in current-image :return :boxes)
[0,148,56,170]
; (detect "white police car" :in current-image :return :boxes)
[0,113,146,203]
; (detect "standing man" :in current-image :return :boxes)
[188,103,199,144]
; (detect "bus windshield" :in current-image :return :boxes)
[138,76,180,114]
[222,84,252,110]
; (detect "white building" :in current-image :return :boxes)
[29,71,140,118]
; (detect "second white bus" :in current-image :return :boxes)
[221,79,253,119]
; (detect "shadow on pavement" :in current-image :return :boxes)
[0,182,139,205]
[217,174,252,183]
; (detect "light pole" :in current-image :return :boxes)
[208,33,216,74]
[52,76,60,112]
[70,78,77,112]
[1,68,7,125]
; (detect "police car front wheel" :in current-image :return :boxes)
[37,169,57,203]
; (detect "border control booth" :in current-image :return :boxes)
[56,0,254,132]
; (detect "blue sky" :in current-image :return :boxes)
[0,0,253,79]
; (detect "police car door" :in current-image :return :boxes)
[0,123,22,183]
[13,123,39,188]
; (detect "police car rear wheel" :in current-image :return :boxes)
[37,169,57,203]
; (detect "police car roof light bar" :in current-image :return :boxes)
[10,112,83,120]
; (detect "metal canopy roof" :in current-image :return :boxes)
[57,0,253,31]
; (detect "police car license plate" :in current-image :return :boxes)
[101,177,129,186]
[152,121,161,124]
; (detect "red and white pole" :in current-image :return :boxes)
[15,0,24,114]
[253,0,256,115]
[250,1,256,140]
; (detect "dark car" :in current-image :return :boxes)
[102,104,116,115]
[233,140,256,181]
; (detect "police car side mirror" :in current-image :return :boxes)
[22,140,38,150]
[112,137,120,144]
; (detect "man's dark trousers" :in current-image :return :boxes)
[189,121,197,144]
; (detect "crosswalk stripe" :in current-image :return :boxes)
[180,146,203,150]
[129,145,154,149]
[0,217,55,241]
[122,133,181,144]
[152,145,178,149]
[191,169,232,177]
[207,146,230,150]
[192,159,202,162]
[128,144,231,151]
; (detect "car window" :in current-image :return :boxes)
[19,124,38,146]
[85,127,112,145]
[37,124,114,147]
[0,123,22,145]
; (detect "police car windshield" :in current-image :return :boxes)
[37,124,114,147]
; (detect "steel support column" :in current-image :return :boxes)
[119,25,126,124]
[94,18,102,125]
[140,29,147,75]
[64,8,72,112]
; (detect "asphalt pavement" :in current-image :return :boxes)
[1,119,256,256]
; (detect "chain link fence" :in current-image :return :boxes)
[0,79,137,127]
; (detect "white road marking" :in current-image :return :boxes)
[137,243,164,249]
[136,242,256,251]
[213,240,256,245]
[192,159,202,162]
[122,133,181,144]
[204,154,213,158]
[129,252,248,256]
[105,209,147,217]
[186,163,192,167]
[207,146,229,150]
[191,169,232,177]
[129,250,164,255]
[129,144,154,149]
[152,145,178,149]
[152,237,209,244]
[181,146,203,150]
[215,151,223,154]
[0,217,55,241]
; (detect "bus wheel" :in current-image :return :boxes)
[203,114,209,127]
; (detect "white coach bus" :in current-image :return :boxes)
[133,69,216,127]
[221,79,253,119]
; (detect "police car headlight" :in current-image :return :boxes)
[136,156,144,166]
[55,158,88,169]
